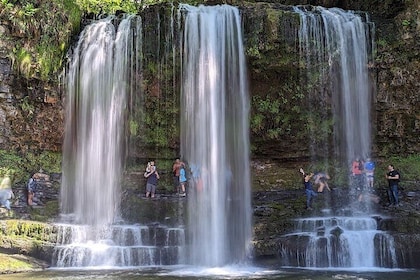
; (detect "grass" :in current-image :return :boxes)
[0,253,34,271]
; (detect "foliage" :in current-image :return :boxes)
[20,96,35,117]
[75,0,139,14]
[250,83,312,140]
[140,95,178,148]
[129,119,139,136]
[0,253,33,270]
[374,155,420,187]
[0,150,62,184]
[13,45,32,74]
[0,0,82,81]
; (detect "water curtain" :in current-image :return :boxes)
[179,4,252,266]
[279,7,397,269]
[295,6,374,165]
[61,15,139,225]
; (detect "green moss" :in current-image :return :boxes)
[0,220,55,242]
[0,150,61,184]
[29,201,60,223]
[0,253,33,270]
[0,0,83,81]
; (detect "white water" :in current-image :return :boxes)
[284,7,397,269]
[179,4,252,266]
[280,216,397,268]
[61,15,138,225]
[57,15,145,267]
[53,224,185,267]
[295,6,374,163]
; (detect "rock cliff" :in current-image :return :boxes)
[0,1,418,159]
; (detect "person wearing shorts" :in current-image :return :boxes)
[144,161,160,198]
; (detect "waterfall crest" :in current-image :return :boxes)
[179,4,252,266]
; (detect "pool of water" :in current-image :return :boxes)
[2,266,419,280]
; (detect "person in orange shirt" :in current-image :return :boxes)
[172,158,182,194]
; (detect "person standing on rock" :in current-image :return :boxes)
[179,163,187,197]
[351,157,364,190]
[144,161,159,198]
[364,158,375,190]
[172,158,182,194]
[27,169,49,206]
[386,164,400,207]
[300,168,316,210]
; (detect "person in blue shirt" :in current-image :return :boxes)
[364,158,375,190]
[179,163,187,197]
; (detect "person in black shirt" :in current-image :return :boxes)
[144,161,160,198]
[386,164,400,207]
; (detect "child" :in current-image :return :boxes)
[179,163,187,197]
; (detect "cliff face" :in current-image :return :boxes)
[0,1,418,160]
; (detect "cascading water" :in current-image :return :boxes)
[295,6,374,163]
[278,7,397,269]
[61,16,132,226]
[179,4,252,266]
[54,15,184,267]
[279,216,398,268]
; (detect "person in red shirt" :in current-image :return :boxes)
[351,157,364,190]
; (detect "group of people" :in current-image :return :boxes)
[300,160,401,210]
[351,157,376,191]
[142,158,188,198]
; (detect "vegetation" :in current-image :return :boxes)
[0,253,34,271]
[75,0,138,14]
[0,0,81,80]
[0,150,61,185]
[0,0,148,81]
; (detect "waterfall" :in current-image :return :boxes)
[179,4,252,266]
[279,217,398,268]
[61,15,138,225]
[52,224,185,267]
[295,6,374,165]
[278,7,398,269]
[56,15,154,267]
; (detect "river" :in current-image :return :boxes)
[2,266,420,280]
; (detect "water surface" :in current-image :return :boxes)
[2,267,420,280]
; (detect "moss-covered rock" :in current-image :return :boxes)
[0,220,56,263]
